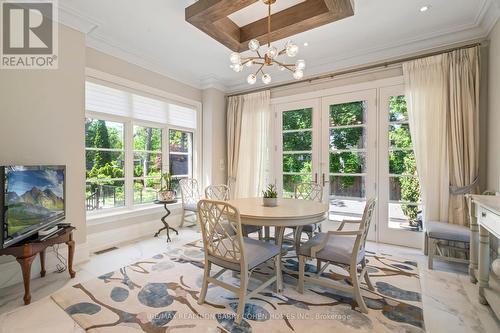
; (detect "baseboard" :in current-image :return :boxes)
[87,209,183,253]
[0,242,89,289]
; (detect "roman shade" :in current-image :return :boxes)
[85,81,197,129]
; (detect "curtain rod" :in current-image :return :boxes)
[227,41,483,98]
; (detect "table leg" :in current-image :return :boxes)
[67,239,76,278]
[264,227,270,241]
[275,226,285,293]
[478,225,490,305]
[156,204,179,243]
[16,255,36,305]
[40,250,46,278]
[469,210,479,283]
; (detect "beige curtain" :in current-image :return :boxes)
[227,95,244,197]
[403,55,450,224]
[403,46,480,226]
[227,91,272,198]
[448,47,480,226]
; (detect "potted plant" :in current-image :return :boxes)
[158,172,175,201]
[262,184,278,207]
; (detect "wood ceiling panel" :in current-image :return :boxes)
[185,0,354,52]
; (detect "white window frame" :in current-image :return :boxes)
[167,126,195,193]
[131,122,164,207]
[84,70,202,219]
[271,76,425,249]
[85,116,127,211]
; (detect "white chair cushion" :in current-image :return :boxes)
[298,233,364,265]
[426,221,470,243]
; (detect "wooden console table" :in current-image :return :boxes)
[467,195,500,319]
[0,226,76,305]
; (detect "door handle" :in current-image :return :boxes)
[314,173,318,183]
[322,173,329,187]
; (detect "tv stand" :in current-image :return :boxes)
[0,226,76,305]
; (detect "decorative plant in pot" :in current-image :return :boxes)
[158,172,175,201]
[262,184,278,207]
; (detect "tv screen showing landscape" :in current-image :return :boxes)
[4,166,65,238]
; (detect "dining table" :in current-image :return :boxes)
[227,197,329,292]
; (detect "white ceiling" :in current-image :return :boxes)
[59,0,500,93]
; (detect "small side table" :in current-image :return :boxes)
[154,200,179,242]
[0,226,76,305]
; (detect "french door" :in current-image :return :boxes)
[320,90,377,241]
[275,84,423,248]
[276,99,321,198]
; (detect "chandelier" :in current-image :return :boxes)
[229,0,306,85]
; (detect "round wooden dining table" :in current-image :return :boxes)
[227,197,329,292]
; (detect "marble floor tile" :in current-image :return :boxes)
[0,228,498,333]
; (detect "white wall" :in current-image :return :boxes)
[202,88,227,187]
[86,48,202,103]
[0,25,206,288]
[488,19,500,191]
[0,25,87,245]
[0,25,88,286]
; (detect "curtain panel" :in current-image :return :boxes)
[447,47,480,226]
[403,46,480,226]
[227,91,272,198]
[227,95,244,196]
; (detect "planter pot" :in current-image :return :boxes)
[263,197,278,207]
[158,190,176,202]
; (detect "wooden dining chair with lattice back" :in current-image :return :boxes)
[297,198,377,313]
[197,199,281,324]
[205,184,263,239]
[179,178,201,227]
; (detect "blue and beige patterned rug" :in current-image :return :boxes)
[52,240,425,332]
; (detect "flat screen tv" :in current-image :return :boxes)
[0,165,66,248]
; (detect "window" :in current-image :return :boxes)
[85,81,198,214]
[133,126,162,204]
[281,108,313,197]
[387,95,422,230]
[85,118,125,210]
[328,100,369,220]
[169,129,193,194]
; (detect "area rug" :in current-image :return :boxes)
[52,240,425,332]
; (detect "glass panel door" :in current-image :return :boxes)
[321,90,377,240]
[379,86,423,248]
[276,100,320,197]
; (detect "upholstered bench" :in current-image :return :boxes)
[425,221,470,269]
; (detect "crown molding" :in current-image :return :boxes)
[56,0,500,94]
[480,0,500,35]
[200,75,229,91]
[58,2,100,34]
[55,3,204,91]
[85,32,203,90]
[225,0,500,93]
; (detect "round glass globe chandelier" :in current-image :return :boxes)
[229,0,306,85]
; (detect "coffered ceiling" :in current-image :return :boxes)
[185,0,354,52]
[59,0,500,93]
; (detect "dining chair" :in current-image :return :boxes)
[179,178,201,227]
[197,199,281,324]
[205,184,263,239]
[292,182,325,249]
[297,198,377,314]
